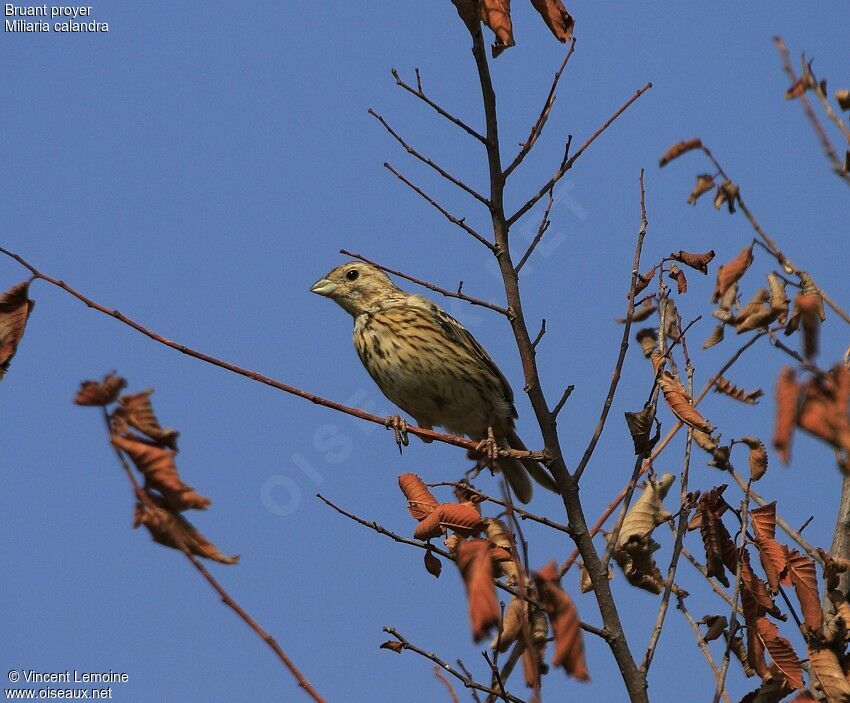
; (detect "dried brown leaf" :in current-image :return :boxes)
[703,324,726,350]
[785,74,811,100]
[481,0,514,56]
[731,634,757,677]
[774,367,799,464]
[767,273,789,325]
[616,298,656,323]
[117,389,180,450]
[751,503,786,594]
[837,89,850,111]
[688,174,716,205]
[739,436,769,482]
[715,377,764,405]
[534,562,589,681]
[633,266,656,296]
[456,539,501,642]
[635,327,658,357]
[701,614,729,642]
[713,181,740,213]
[424,549,442,578]
[792,294,823,359]
[398,473,439,521]
[624,405,659,456]
[797,365,850,463]
[672,249,715,274]
[659,372,714,433]
[696,487,735,587]
[74,372,127,407]
[491,596,527,652]
[617,473,675,544]
[113,433,210,511]
[529,0,574,42]
[379,640,404,653]
[133,498,237,564]
[786,550,822,634]
[414,502,484,541]
[659,138,702,167]
[808,645,850,701]
[669,263,688,294]
[755,618,803,691]
[713,244,754,303]
[0,281,35,379]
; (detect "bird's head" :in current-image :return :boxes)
[310,262,402,316]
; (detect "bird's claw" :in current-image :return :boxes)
[474,428,499,470]
[385,415,409,453]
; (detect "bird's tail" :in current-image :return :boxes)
[502,427,559,502]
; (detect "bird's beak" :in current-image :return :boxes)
[310,278,338,297]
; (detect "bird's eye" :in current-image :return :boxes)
[345,269,359,281]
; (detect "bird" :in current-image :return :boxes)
[310,261,557,503]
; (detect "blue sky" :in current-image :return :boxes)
[2,2,849,701]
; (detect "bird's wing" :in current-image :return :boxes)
[415,296,518,417]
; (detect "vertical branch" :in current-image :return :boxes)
[829,473,850,597]
[466,23,648,703]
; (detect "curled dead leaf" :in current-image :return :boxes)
[379,640,404,653]
[424,549,442,578]
[659,138,702,167]
[773,367,799,464]
[713,245,754,303]
[739,436,769,482]
[767,273,789,325]
[624,405,659,456]
[491,596,527,652]
[636,328,658,358]
[456,539,501,642]
[659,372,714,433]
[687,174,716,205]
[529,0,574,43]
[695,487,735,587]
[414,502,484,541]
[113,433,210,511]
[116,389,180,450]
[0,281,35,379]
[714,376,764,405]
[133,498,237,564]
[633,266,656,296]
[713,181,740,213]
[797,365,850,466]
[616,298,656,324]
[701,614,728,642]
[790,294,823,359]
[534,562,589,681]
[703,324,726,350]
[398,473,439,520]
[671,249,715,275]
[836,89,850,111]
[730,634,756,677]
[74,372,127,407]
[669,263,688,294]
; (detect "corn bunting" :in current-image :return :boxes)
[310,261,557,503]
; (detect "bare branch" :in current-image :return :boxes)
[102,414,325,702]
[369,108,490,206]
[0,247,545,459]
[503,41,577,179]
[382,162,494,250]
[551,384,574,419]
[392,67,487,144]
[339,248,508,315]
[433,665,461,703]
[530,318,546,349]
[507,82,653,227]
[675,595,734,703]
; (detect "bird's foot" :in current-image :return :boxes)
[473,427,499,470]
[384,415,409,453]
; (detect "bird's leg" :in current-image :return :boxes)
[384,414,409,453]
[473,426,500,473]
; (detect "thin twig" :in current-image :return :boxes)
[507,82,653,226]
[573,169,648,482]
[514,188,554,274]
[339,248,508,314]
[383,628,525,703]
[101,414,325,702]
[369,108,490,206]
[392,67,487,144]
[382,162,493,249]
[530,319,546,349]
[551,384,574,420]
[503,41,576,179]
[675,595,733,703]
[640,367,695,674]
[773,36,850,184]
